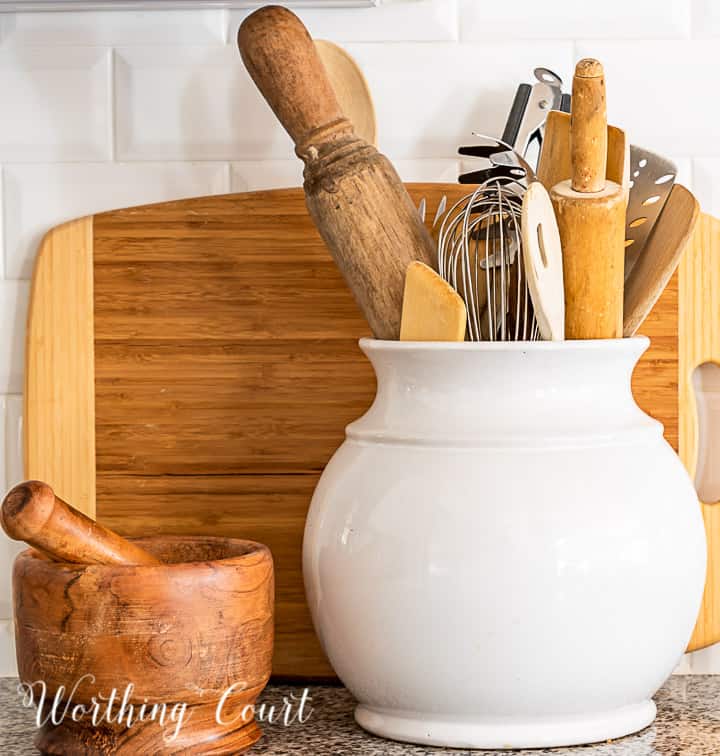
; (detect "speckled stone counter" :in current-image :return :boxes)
[1,676,720,755]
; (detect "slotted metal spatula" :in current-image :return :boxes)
[624,146,677,278]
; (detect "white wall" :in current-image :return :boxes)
[0,0,717,674]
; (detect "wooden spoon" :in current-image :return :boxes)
[521,182,565,341]
[314,40,377,146]
[1,480,161,566]
[623,184,699,336]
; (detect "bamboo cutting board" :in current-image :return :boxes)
[25,184,691,678]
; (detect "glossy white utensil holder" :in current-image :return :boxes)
[303,337,706,750]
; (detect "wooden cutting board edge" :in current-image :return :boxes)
[26,215,96,520]
[23,187,720,672]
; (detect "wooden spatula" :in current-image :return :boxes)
[538,109,629,196]
[400,262,466,341]
[623,184,699,336]
[521,182,565,341]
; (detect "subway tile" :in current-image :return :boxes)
[1,9,226,46]
[115,46,295,161]
[686,643,720,673]
[5,395,23,489]
[673,655,693,674]
[0,47,110,163]
[0,398,5,500]
[392,159,460,183]
[231,161,303,192]
[575,41,719,158]
[692,0,720,38]
[231,0,458,43]
[4,162,229,280]
[345,42,573,159]
[0,283,29,395]
[0,621,17,674]
[230,158,458,192]
[0,397,23,627]
[690,158,720,217]
[460,0,690,40]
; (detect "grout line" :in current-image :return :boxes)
[109,48,116,162]
[0,165,4,281]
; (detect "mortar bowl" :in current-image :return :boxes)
[13,535,274,755]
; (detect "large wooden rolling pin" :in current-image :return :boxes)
[1,481,160,566]
[550,59,625,339]
[238,5,435,340]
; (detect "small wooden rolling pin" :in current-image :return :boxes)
[238,5,435,340]
[550,59,625,339]
[1,481,160,566]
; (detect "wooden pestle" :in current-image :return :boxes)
[238,6,435,340]
[1,481,161,566]
[550,59,625,339]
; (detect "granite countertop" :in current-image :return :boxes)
[2,676,720,755]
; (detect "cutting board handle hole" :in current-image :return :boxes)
[692,362,720,505]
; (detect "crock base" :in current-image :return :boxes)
[354,700,656,749]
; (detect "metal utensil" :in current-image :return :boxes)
[437,174,538,342]
[624,146,677,278]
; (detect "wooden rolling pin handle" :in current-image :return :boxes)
[570,58,608,193]
[1,481,161,566]
[238,5,354,151]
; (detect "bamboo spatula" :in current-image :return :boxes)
[400,261,466,341]
[623,184,699,336]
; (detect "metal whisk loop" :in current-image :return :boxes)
[437,176,537,342]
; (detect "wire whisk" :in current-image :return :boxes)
[437,176,539,341]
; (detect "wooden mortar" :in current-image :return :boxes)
[13,535,274,755]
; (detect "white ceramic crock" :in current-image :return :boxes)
[303,337,707,750]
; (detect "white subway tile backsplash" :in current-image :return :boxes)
[0,397,24,627]
[3,162,229,280]
[231,0,458,43]
[692,0,720,38]
[0,47,111,163]
[0,398,5,498]
[460,0,690,40]
[0,621,16,676]
[231,160,303,192]
[345,42,573,159]
[115,46,294,161]
[5,396,23,489]
[2,10,227,46]
[230,158,459,192]
[392,159,460,183]
[687,643,720,673]
[575,41,720,158]
[690,158,720,217]
[0,282,29,395]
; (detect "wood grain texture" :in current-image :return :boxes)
[400,262,466,342]
[2,480,161,566]
[14,535,273,754]
[570,58,607,193]
[551,60,625,340]
[27,184,682,679]
[25,216,96,518]
[680,212,720,652]
[238,5,435,339]
[624,184,699,337]
[537,110,627,194]
[314,39,376,146]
